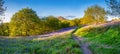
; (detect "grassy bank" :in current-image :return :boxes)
[74,21,120,54]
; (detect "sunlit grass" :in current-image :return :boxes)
[74,21,120,54]
[0,34,82,54]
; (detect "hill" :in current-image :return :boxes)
[74,20,120,54]
[75,20,120,37]
[58,16,67,21]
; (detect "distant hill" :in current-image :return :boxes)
[58,16,67,21]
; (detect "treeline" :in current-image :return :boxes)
[0,5,107,36]
[0,8,81,36]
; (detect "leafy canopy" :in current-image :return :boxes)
[81,5,106,24]
[9,8,41,36]
[106,0,120,17]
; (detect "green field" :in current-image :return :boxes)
[0,34,82,54]
[75,21,120,54]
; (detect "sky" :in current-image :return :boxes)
[3,0,106,22]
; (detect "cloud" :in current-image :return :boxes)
[65,15,76,19]
[66,15,75,18]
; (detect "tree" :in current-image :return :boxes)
[45,16,60,30]
[80,16,95,25]
[68,20,76,26]
[73,18,81,26]
[0,23,9,36]
[0,0,6,35]
[9,8,41,36]
[59,20,69,28]
[82,5,106,24]
[106,0,120,17]
[0,0,5,15]
[40,16,64,33]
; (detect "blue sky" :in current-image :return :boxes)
[4,0,106,22]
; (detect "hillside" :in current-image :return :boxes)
[58,16,67,21]
[75,20,120,37]
[74,20,120,54]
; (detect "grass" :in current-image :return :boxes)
[0,34,82,54]
[74,21,120,54]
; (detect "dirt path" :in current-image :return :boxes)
[72,34,92,54]
[0,27,76,40]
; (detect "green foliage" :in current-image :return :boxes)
[0,7,81,36]
[73,18,81,26]
[69,20,76,26]
[40,16,70,33]
[0,0,7,36]
[59,20,70,28]
[80,5,106,25]
[0,23,9,36]
[68,18,81,27]
[80,16,95,25]
[44,16,61,30]
[9,8,41,36]
[89,44,120,54]
[59,18,82,27]
[0,7,74,36]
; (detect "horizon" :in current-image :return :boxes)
[4,0,106,22]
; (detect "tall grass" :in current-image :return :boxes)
[74,22,120,54]
[0,34,82,54]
